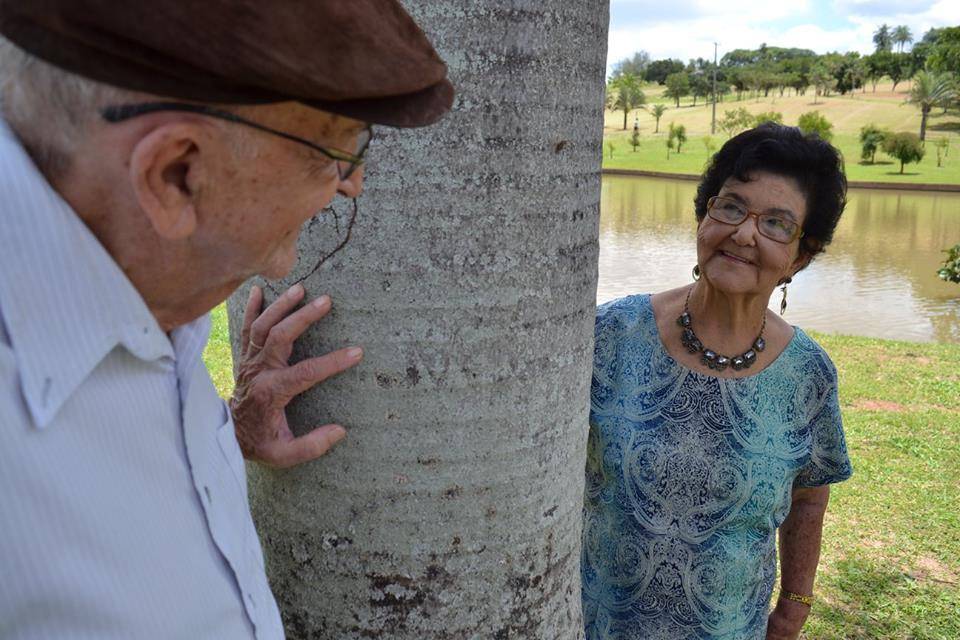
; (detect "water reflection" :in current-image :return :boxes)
[599,175,960,343]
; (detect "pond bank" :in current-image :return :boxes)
[602,168,960,193]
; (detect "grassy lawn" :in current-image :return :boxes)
[605,80,960,185]
[204,305,960,638]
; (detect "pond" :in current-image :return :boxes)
[599,175,960,344]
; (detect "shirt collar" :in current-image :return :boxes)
[0,118,179,428]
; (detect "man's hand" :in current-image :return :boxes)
[230,283,363,468]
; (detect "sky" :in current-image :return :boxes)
[606,0,960,72]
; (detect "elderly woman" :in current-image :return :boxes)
[582,124,853,640]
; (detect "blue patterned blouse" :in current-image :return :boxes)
[582,294,852,640]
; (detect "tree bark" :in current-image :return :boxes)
[227,2,608,638]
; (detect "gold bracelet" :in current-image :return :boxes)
[780,590,815,607]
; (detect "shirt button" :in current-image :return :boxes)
[203,485,212,504]
[246,592,256,608]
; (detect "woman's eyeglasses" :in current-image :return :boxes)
[706,196,803,244]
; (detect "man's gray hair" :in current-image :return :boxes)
[0,36,138,178]
[1,36,261,180]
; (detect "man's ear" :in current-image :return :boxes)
[128,124,204,240]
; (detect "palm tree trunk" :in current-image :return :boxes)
[623,108,627,130]
[920,106,929,141]
[227,1,607,637]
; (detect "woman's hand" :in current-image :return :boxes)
[766,598,810,639]
[230,283,363,468]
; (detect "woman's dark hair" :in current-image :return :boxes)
[694,122,847,259]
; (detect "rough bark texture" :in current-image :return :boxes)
[227,2,608,638]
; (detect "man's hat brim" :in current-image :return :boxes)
[0,0,454,128]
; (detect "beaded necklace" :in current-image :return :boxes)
[677,288,766,372]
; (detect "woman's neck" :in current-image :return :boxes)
[685,282,769,353]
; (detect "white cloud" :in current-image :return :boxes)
[607,0,958,71]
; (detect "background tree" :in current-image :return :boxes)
[906,70,957,141]
[883,131,925,173]
[689,71,712,107]
[859,124,889,163]
[668,122,687,153]
[611,50,651,79]
[648,103,667,133]
[645,58,684,84]
[798,110,834,141]
[886,53,910,91]
[702,135,716,156]
[630,122,641,152]
[753,111,784,127]
[874,24,893,53]
[927,26,960,76]
[664,71,690,107]
[865,52,888,92]
[935,137,950,167]
[718,107,753,138]
[608,72,646,130]
[227,1,608,637]
[893,25,913,53]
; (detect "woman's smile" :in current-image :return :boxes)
[716,249,756,266]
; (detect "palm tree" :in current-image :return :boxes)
[648,103,668,133]
[907,70,957,141]
[873,24,892,53]
[228,1,607,637]
[893,25,913,53]
[608,72,645,130]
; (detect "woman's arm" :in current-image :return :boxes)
[766,485,831,640]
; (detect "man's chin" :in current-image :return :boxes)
[259,248,299,281]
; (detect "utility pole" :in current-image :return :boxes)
[711,41,718,135]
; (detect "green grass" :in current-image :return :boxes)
[204,303,235,398]
[606,80,960,186]
[203,307,960,638]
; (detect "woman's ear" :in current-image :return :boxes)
[128,124,203,240]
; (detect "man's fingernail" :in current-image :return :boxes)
[288,283,304,298]
[251,285,260,297]
[313,295,331,309]
[331,425,347,439]
[347,347,363,360]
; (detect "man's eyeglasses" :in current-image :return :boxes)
[706,196,803,244]
[100,102,372,181]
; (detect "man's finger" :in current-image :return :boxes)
[267,424,347,468]
[248,284,305,350]
[240,285,263,358]
[263,295,332,353]
[275,347,363,398]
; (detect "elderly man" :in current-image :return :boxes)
[0,2,452,638]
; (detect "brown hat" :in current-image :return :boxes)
[0,0,454,127]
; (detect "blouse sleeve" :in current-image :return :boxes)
[793,360,853,488]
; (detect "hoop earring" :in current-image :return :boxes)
[779,277,792,315]
[692,264,701,281]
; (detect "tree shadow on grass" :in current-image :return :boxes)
[805,555,960,640]
[928,122,960,133]
[884,171,920,176]
[857,160,894,166]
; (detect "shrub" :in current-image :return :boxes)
[753,111,784,127]
[882,132,925,174]
[859,124,889,164]
[938,244,960,284]
[798,111,834,142]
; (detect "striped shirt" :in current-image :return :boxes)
[0,118,284,638]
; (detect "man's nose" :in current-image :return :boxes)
[336,164,364,199]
